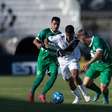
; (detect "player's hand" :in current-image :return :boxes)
[40,38,49,50]
[44,38,49,48]
[83,63,89,71]
[57,49,65,57]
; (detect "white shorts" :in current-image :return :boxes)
[58,57,80,80]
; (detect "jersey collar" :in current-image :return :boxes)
[50,28,54,33]
[89,36,94,47]
[50,28,59,33]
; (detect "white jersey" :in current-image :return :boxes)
[48,33,81,61]
[48,33,81,80]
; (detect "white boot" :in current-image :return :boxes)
[71,88,81,104]
[72,96,80,104]
[78,85,90,102]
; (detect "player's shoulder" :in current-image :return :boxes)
[93,35,102,42]
[41,28,50,33]
[53,33,64,38]
[36,28,49,39]
[93,35,101,39]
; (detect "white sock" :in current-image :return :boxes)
[78,85,90,102]
[78,85,88,96]
[71,88,81,98]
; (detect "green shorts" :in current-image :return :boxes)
[85,62,112,85]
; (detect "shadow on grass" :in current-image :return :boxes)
[0,97,112,112]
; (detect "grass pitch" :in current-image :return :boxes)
[0,75,112,112]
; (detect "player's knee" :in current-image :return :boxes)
[65,76,74,82]
[50,73,57,80]
[100,84,108,93]
[70,69,78,78]
[83,77,92,87]
[71,74,78,81]
[50,71,58,76]
[35,74,43,80]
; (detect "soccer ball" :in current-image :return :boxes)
[51,91,64,104]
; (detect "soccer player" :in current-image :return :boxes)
[77,29,112,104]
[47,25,90,104]
[28,16,61,103]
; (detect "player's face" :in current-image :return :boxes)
[78,35,90,46]
[51,20,60,32]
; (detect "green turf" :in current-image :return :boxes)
[0,75,112,112]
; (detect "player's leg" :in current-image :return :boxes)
[69,61,90,102]
[83,65,101,101]
[100,84,109,104]
[39,62,58,103]
[83,77,101,102]
[68,77,81,104]
[68,61,81,86]
[66,76,81,104]
[29,60,46,103]
[69,69,83,104]
[60,63,81,104]
[100,68,112,104]
[69,65,90,102]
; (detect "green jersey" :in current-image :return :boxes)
[89,35,112,63]
[86,35,112,85]
[36,28,61,60]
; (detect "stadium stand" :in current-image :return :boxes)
[0,0,81,55]
[0,0,81,38]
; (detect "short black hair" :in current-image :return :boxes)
[51,16,60,23]
[65,25,74,33]
[77,29,91,37]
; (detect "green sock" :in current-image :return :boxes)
[42,74,57,95]
[86,83,101,94]
[31,75,44,96]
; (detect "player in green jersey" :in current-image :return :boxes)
[77,29,112,104]
[28,17,61,103]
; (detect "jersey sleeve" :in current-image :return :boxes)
[48,34,60,43]
[94,37,103,52]
[36,30,46,41]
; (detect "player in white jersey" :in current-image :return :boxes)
[46,25,90,104]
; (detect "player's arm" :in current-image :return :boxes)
[47,34,61,50]
[48,34,59,43]
[47,34,66,57]
[33,38,44,49]
[88,49,103,65]
[83,38,103,71]
[88,38,103,65]
[33,30,47,49]
[83,50,103,71]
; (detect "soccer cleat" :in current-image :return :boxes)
[83,95,91,102]
[78,85,90,102]
[103,96,109,104]
[71,88,82,104]
[72,96,80,104]
[28,91,34,103]
[38,94,46,103]
[92,92,101,102]
[103,100,109,104]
